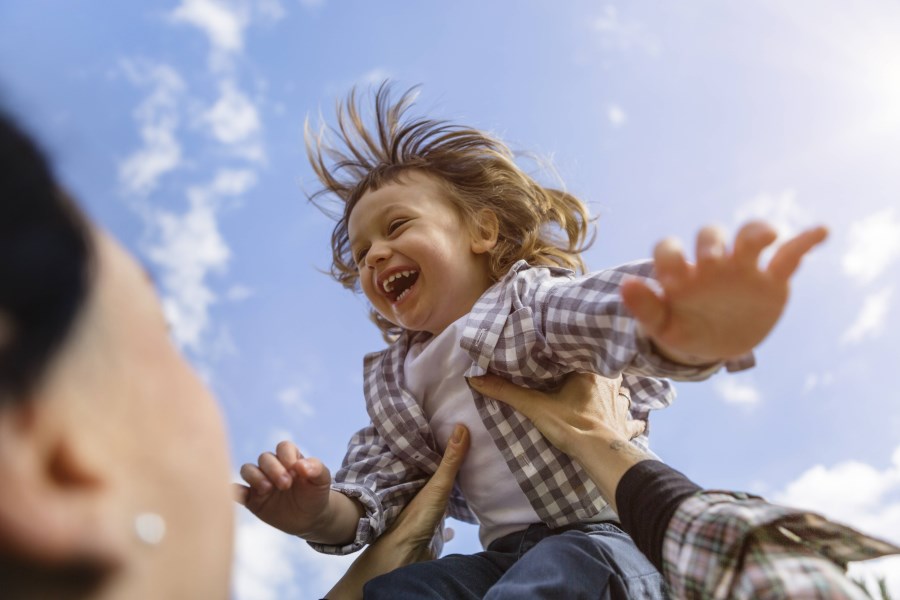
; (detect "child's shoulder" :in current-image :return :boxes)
[507,258,655,287]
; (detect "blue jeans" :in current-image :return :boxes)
[363,522,669,599]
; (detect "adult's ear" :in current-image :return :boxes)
[0,399,125,569]
[470,208,500,255]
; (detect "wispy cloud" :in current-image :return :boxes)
[232,511,301,600]
[278,384,315,417]
[592,5,661,56]
[256,0,287,20]
[802,370,834,393]
[607,104,627,127]
[232,509,356,599]
[774,445,900,595]
[118,61,186,195]
[714,376,761,407]
[842,208,900,285]
[841,287,892,345]
[227,284,255,301]
[734,189,813,240]
[143,169,257,352]
[171,0,247,55]
[121,3,269,358]
[203,81,265,161]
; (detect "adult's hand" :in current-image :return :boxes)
[468,372,650,511]
[468,372,643,457]
[326,424,470,600]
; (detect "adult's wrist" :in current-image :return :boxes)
[569,429,653,512]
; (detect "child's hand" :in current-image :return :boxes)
[235,441,334,538]
[621,221,828,364]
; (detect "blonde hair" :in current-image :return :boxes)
[306,82,594,339]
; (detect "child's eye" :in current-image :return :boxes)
[387,219,408,234]
[354,248,369,267]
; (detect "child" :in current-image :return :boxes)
[239,83,827,598]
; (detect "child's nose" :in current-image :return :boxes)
[365,240,391,267]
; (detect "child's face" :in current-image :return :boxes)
[348,170,495,335]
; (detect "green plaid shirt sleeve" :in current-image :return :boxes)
[662,491,900,599]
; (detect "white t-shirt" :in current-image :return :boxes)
[404,315,541,548]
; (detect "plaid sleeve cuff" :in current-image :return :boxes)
[662,491,900,599]
[306,483,385,556]
[634,333,755,380]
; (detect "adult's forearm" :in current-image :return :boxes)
[567,430,654,514]
[567,431,701,571]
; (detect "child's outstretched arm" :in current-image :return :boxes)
[235,440,364,545]
[621,221,828,365]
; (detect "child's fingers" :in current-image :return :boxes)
[239,463,274,495]
[695,225,728,268]
[294,457,332,487]
[257,451,293,490]
[276,440,303,469]
[733,221,778,270]
[653,238,690,286]
[768,226,828,281]
[233,483,251,506]
[621,278,668,338]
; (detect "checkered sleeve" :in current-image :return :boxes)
[306,422,431,556]
[538,260,726,381]
[663,492,900,599]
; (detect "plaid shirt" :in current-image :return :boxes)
[664,491,900,599]
[313,260,748,555]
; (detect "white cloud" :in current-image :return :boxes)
[203,82,265,161]
[802,370,834,393]
[118,61,186,195]
[171,0,247,54]
[607,104,627,127]
[592,5,661,56]
[227,284,255,301]
[144,169,257,352]
[255,0,286,20]
[774,446,900,595]
[232,511,300,600]
[842,208,900,285]
[361,67,390,85]
[734,189,813,241]
[714,376,761,406]
[170,0,285,68]
[208,167,259,196]
[278,384,315,417]
[841,287,892,345]
[232,509,356,600]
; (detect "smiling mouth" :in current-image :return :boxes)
[382,270,419,303]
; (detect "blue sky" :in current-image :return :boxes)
[2,1,899,597]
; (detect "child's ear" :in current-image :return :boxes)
[470,209,500,255]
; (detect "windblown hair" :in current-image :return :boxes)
[306,82,594,339]
[0,109,94,406]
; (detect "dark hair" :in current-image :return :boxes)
[0,110,93,405]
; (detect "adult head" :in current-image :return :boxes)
[0,110,234,598]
